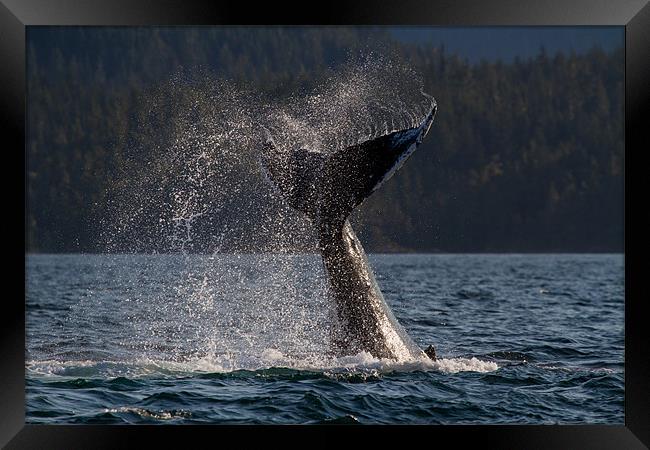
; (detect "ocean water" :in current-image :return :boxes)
[26,253,624,424]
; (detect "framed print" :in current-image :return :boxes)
[2,0,648,447]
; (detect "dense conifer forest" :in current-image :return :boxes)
[26,27,623,253]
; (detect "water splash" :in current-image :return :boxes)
[262,53,434,157]
[90,54,437,370]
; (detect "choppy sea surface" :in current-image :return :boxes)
[26,253,624,424]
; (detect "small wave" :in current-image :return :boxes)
[103,406,191,420]
[482,351,532,362]
[317,414,360,424]
[534,363,619,374]
[454,289,495,300]
[520,345,589,358]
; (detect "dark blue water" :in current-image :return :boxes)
[26,253,624,424]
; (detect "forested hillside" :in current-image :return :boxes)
[26,27,624,253]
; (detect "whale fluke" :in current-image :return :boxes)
[260,93,437,360]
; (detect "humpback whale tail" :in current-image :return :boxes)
[260,91,437,360]
[261,94,437,238]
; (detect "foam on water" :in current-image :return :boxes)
[103,407,191,421]
[26,351,497,380]
[431,357,499,374]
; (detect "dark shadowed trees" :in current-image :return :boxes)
[26,28,624,253]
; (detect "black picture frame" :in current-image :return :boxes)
[3,0,648,447]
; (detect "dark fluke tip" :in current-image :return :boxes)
[424,344,437,361]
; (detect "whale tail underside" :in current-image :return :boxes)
[259,95,437,236]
